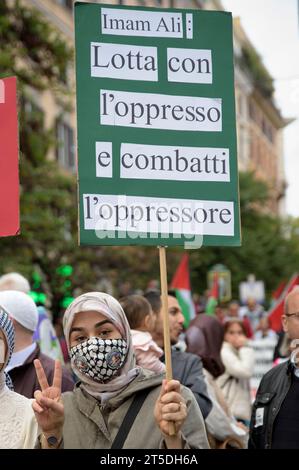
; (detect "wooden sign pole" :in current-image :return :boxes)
[158,245,175,435]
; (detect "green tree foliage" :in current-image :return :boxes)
[0,0,76,314]
[187,172,299,305]
[240,45,274,99]
[0,0,71,93]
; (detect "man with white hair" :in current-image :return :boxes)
[1,290,74,398]
[249,286,299,449]
[0,272,30,293]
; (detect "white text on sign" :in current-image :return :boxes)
[100,90,222,131]
[167,48,212,84]
[101,8,185,38]
[83,194,234,237]
[95,142,230,181]
[120,143,230,182]
[91,42,158,82]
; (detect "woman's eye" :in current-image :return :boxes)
[100,330,111,337]
[76,336,86,343]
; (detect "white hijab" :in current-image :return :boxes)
[63,292,139,400]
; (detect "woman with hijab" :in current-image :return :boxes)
[32,292,209,449]
[0,308,38,449]
[186,314,247,447]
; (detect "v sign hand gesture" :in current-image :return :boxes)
[32,359,64,447]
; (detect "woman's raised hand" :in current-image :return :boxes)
[32,359,64,437]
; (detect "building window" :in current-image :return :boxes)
[249,101,256,122]
[56,119,75,171]
[20,97,44,133]
[262,118,274,144]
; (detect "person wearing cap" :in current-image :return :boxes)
[0,271,64,362]
[0,308,38,448]
[32,292,209,449]
[0,290,74,399]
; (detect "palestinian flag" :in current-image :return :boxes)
[170,254,196,328]
[206,272,218,316]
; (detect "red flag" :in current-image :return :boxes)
[268,274,299,332]
[209,272,219,298]
[272,281,286,301]
[0,76,20,236]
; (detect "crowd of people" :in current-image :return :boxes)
[0,272,298,449]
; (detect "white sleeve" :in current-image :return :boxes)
[22,401,39,449]
[205,378,247,444]
[221,346,255,379]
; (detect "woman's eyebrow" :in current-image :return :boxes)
[70,320,114,335]
[94,320,114,328]
[70,326,85,335]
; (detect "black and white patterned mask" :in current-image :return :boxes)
[70,337,128,383]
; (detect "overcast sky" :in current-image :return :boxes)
[222,0,299,217]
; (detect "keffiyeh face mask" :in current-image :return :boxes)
[70,337,128,383]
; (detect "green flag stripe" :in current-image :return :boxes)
[175,289,192,328]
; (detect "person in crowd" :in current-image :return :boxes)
[32,292,209,449]
[239,298,265,333]
[33,305,65,362]
[120,295,165,374]
[0,271,64,361]
[0,290,74,398]
[0,272,30,293]
[185,314,248,448]
[118,281,134,297]
[54,316,69,364]
[192,293,204,316]
[145,279,159,293]
[254,316,277,340]
[215,305,226,324]
[217,319,255,427]
[249,287,299,449]
[145,290,212,419]
[0,308,38,448]
[226,301,253,338]
[273,330,291,365]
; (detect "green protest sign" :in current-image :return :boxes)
[75,2,241,247]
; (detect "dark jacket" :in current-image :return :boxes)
[249,360,293,449]
[8,344,74,399]
[161,347,212,419]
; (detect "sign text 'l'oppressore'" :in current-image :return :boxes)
[75,2,241,247]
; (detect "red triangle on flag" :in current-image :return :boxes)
[170,254,191,290]
[272,281,286,301]
[209,272,219,299]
